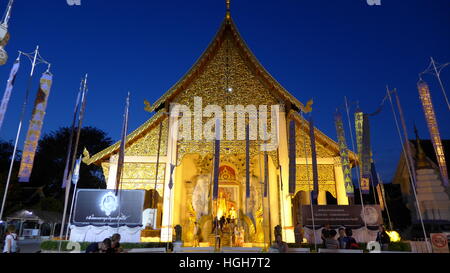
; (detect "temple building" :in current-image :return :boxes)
[83,5,357,245]
[393,130,450,237]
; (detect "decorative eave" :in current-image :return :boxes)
[148,15,304,113]
[84,110,167,166]
[288,110,359,164]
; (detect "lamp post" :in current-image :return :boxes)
[0,0,15,65]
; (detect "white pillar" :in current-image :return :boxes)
[161,113,179,242]
[277,108,295,243]
[107,155,118,190]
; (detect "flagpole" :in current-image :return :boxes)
[386,86,431,252]
[0,46,39,221]
[344,97,369,243]
[65,161,80,240]
[430,57,450,111]
[59,74,88,250]
[60,80,83,190]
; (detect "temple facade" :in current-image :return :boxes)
[84,9,357,245]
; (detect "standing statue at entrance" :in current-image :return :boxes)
[192,175,210,220]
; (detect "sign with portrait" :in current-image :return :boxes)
[431,233,449,253]
[302,205,382,226]
[73,189,145,226]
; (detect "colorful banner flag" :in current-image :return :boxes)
[309,117,319,201]
[245,124,250,198]
[0,56,20,131]
[418,81,448,187]
[288,120,296,195]
[71,156,82,185]
[335,111,354,197]
[115,93,130,195]
[18,72,53,183]
[355,110,364,166]
[212,119,221,200]
[360,114,372,194]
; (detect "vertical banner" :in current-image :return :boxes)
[245,124,250,198]
[0,56,20,131]
[115,93,130,195]
[212,119,221,200]
[288,120,296,195]
[72,155,82,185]
[335,111,354,197]
[18,72,53,183]
[355,110,364,163]
[360,114,372,194]
[309,117,319,201]
[418,81,449,187]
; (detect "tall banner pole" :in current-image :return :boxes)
[394,89,417,187]
[61,79,83,189]
[417,81,448,187]
[65,155,81,240]
[387,86,431,252]
[0,46,41,221]
[344,97,368,242]
[59,74,88,250]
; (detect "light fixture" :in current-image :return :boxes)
[386,230,401,243]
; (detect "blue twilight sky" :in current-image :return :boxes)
[0,0,449,182]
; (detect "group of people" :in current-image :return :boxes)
[85,233,122,253]
[210,217,245,248]
[321,224,391,250]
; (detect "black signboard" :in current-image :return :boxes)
[73,189,145,226]
[302,205,382,226]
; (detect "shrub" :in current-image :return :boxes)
[40,240,173,252]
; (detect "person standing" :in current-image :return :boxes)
[3,225,18,253]
[344,227,359,249]
[294,222,304,245]
[325,229,340,249]
[376,225,391,251]
[321,224,331,247]
[337,228,347,249]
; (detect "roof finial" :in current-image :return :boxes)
[226,0,231,20]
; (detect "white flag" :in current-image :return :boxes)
[0,56,20,131]
[72,156,82,185]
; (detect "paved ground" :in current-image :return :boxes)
[0,239,42,253]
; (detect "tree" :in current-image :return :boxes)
[0,139,24,216]
[29,126,113,199]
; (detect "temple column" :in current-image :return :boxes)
[277,108,295,243]
[334,159,349,205]
[106,155,118,189]
[161,113,179,242]
[318,191,327,205]
[268,157,280,243]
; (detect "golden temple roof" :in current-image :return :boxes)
[147,14,304,113]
